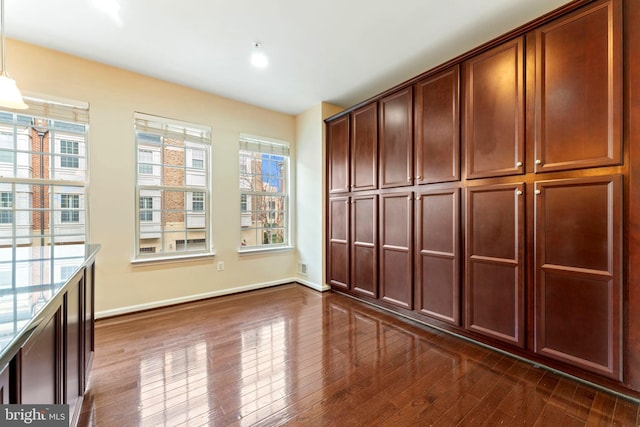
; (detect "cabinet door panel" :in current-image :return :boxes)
[328,196,350,290]
[351,104,378,191]
[66,280,82,413]
[351,195,377,297]
[535,175,622,379]
[380,192,412,309]
[464,38,524,179]
[465,184,524,346]
[533,0,622,172]
[327,115,350,194]
[415,188,460,324]
[21,312,59,404]
[415,66,460,184]
[83,262,95,389]
[379,88,413,188]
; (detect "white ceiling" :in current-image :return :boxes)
[6,0,572,115]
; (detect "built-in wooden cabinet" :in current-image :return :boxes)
[327,193,378,298]
[379,88,413,188]
[326,0,638,397]
[351,104,378,192]
[532,0,622,173]
[534,175,622,379]
[463,37,524,179]
[414,187,460,325]
[465,183,525,347]
[83,262,95,391]
[379,191,413,309]
[66,276,83,414]
[351,194,378,298]
[326,103,378,194]
[328,196,350,291]
[327,115,350,194]
[414,66,460,185]
[21,273,91,411]
[20,312,59,404]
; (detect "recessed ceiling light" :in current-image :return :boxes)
[92,0,122,26]
[93,0,120,15]
[251,42,269,68]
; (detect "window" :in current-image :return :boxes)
[240,194,248,212]
[192,192,204,212]
[139,196,153,222]
[0,97,89,247]
[61,194,80,223]
[60,140,79,168]
[138,149,153,174]
[239,135,290,249]
[0,191,12,224]
[191,149,204,169]
[134,112,211,260]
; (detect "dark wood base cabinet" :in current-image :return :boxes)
[326,0,640,399]
[0,247,98,427]
[13,265,95,425]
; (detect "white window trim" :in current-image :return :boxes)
[0,97,90,247]
[238,134,292,253]
[133,112,213,262]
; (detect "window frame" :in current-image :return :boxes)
[0,96,90,248]
[238,135,291,252]
[133,112,213,262]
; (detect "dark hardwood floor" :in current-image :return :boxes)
[78,284,640,426]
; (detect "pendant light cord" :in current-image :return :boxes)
[1,0,6,76]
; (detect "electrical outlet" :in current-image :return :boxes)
[297,262,307,276]
[217,261,224,271]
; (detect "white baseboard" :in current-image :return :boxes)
[96,277,311,319]
[294,277,330,292]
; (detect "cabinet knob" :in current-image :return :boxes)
[535,159,542,165]
[516,161,522,167]
[416,195,421,200]
[407,176,412,181]
[417,175,422,180]
[535,190,541,195]
[516,190,523,196]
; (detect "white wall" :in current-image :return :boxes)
[8,39,301,317]
[295,102,343,290]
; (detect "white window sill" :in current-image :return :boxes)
[131,251,216,266]
[238,246,294,255]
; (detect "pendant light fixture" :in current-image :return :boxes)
[0,0,27,110]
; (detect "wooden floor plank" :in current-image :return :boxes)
[78,284,640,426]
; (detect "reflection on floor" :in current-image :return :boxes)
[78,284,639,426]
